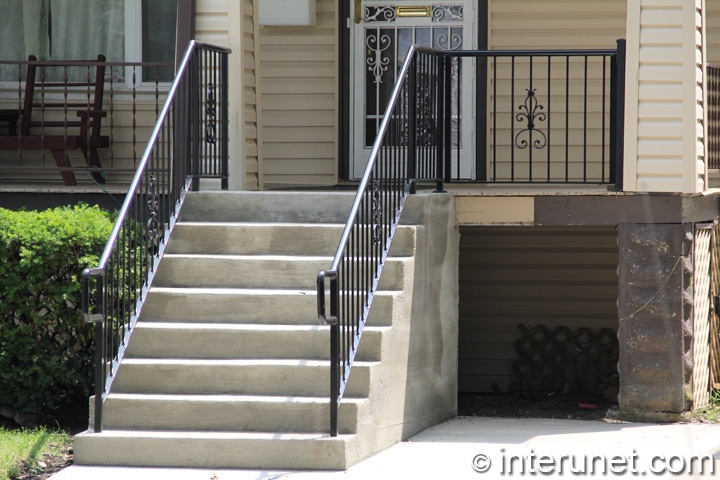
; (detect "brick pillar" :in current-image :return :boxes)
[617,224,693,413]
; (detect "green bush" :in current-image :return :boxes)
[0,204,113,419]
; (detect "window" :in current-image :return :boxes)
[0,0,177,82]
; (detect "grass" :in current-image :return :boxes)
[0,427,71,480]
[685,389,720,424]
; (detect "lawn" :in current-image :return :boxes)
[0,427,71,480]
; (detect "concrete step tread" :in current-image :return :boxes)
[147,287,316,295]
[177,221,348,227]
[133,323,388,333]
[164,253,333,260]
[174,222,417,231]
[107,393,366,404]
[76,429,353,441]
[146,287,399,296]
[162,253,412,260]
[119,358,379,367]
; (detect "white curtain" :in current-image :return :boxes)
[50,0,124,62]
[0,0,124,81]
[0,0,49,80]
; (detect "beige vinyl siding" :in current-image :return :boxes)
[242,0,261,190]
[489,0,628,50]
[487,0,626,183]
[195,0,260,190]
[195,0,230,45]
[708,1,720,64]
[258,0,337,187]
[195,0,259,190]
[458,226,619,393]
[624,0,705,193]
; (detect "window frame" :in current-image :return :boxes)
[123,0,175,90]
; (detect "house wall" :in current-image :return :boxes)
[488,0,628,50]
[257,0,338,187]
[241,0,262,190]
[194,0,260,191]
[623,0,705,193]
[458,225,619,393]
[708,1,720,64]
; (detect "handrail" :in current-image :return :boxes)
[80,40,231,432]
[317,44,446,436]
[317,40,626,436]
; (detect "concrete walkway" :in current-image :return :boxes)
[51,416,720,479]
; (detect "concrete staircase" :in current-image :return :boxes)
[74,191,458,470]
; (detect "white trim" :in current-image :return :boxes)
[124,0,142,88]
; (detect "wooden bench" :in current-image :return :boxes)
[0,55,109,186]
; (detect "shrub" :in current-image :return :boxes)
[0,204,113,420]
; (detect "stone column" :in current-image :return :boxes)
[617,223,693,413]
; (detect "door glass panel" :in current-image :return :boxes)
[361,3,465,148]
[352,1,474,179]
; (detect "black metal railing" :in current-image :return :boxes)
[708,64,720,170]
[317,40,626,436]
[80,41,230,432]
[317,45,446,437]
[436,40,626,187]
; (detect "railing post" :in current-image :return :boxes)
[435,54,446,193]
[329,276,339,437]
[93,274,105,433]
[407,55,417,194]
[444,55,453,183]
[610,38,626,192]
[221,51,229,190]
[190,50,201,191]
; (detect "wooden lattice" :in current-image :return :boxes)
[711,225,720,390]
[693,226,712,409]
[510,323,619,396]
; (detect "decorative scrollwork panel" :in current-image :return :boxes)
[363,24,463,148]
[205,84,217,145]
[514,88,547,150]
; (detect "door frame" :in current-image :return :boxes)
[338,0,489,181]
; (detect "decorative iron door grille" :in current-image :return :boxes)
[351,0,475,179]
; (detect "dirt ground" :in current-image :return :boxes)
[458,392,616,421]
[12,450,73,480]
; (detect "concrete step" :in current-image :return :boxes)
[153,255,410,290]
[124,323,385,361]
[112,358,374,398]
[139,288,397,327]
[98,394,363,434]
[74,430,357,470]
[73,190,432,471]
[179,191,356,223]
[167,223,417,257]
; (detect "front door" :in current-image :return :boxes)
[350,0,476,179]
